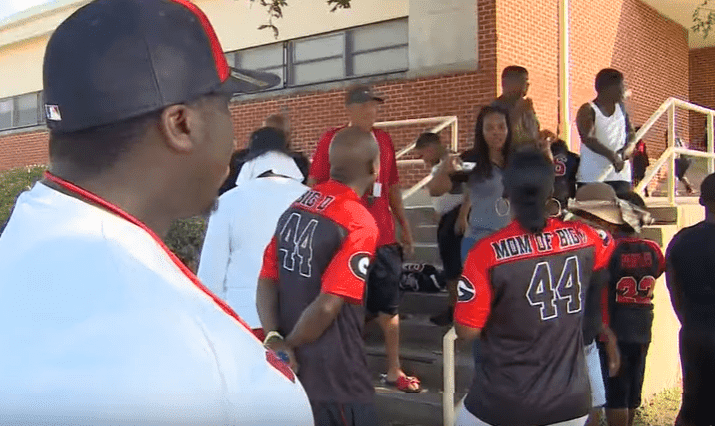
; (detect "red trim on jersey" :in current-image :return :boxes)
[169,0,230,82]
[44,172,254,333]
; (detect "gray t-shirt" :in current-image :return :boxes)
[466,167,510,239]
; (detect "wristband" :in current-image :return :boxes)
[263,330,284,346]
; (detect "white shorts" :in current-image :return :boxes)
[585,341,606,408]
[455,399,588,426]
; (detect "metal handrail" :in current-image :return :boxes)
[631,97,715,204]
[371,115,459,201]
[443,327,458,426]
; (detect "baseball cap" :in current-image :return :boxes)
[345,85,384,105]
[700,172,715,205]
[43,0,281,133]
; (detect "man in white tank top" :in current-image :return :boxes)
[576,69,636,196]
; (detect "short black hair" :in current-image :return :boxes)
[49,110,162,177]
[414,132,441,149]
[595,68,624,93]
[502,66,528,81]
[244,127,288,161]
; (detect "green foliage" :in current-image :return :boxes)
[248,0,352,37]
[164,216,207,272]
[692,1,715,39]
[0,165,46,232]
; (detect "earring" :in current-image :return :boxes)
[495,197,511,217]
[547,198,562,217]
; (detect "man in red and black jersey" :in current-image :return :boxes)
[570,189,660,426]
[257,127,381,426]
[454,149,615,426]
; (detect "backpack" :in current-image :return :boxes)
[400,263,446,293]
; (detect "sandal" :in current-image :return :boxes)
[380,373,422,393]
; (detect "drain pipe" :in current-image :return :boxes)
[559,0,571,149]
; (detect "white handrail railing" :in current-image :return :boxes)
[372,115,459,201]
[443,327,458,426]
[632,97,715,203]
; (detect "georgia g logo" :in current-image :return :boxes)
[597,229,611,246]
[457,277,476,302]
[349,252,371,280]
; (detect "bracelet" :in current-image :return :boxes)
[263,330,284,346]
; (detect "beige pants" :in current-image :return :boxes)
[455,400,588,426]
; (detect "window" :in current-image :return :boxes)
[0,99,13,130]
[226,18,408,91]
[0,91,43,131]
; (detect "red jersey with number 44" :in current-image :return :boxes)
[309,126,399,247]
[259,180,378,405]
[455,218,614,426]
[606,237,665,344]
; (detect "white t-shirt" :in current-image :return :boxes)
[577,102,632,183]
[0,183,313,426]
[430,163,464,215]
[198,176,308,328]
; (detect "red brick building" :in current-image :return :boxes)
[0,0,712,187]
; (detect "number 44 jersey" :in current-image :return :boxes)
[260,180,378,405]
[455,218,614,426]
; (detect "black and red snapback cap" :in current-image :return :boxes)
[43,0,281,133]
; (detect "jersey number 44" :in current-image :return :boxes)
[526,256,583,321]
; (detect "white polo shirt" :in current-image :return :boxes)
[198,176,308,328]
[0,183,313,426]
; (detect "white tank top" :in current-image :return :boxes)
[577,102,632,183]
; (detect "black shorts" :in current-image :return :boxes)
[311,401,378,426]
[366,244,402,316]
[437,206,463,280]
[600,341,649,409]
[678,328,715,426]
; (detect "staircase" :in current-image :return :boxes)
[364,189,471,426]
[365,188,701,425]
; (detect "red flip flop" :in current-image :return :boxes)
[380,374,421,393]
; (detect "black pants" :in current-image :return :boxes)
[311,401,379,426]
[677,328,715,426]
[437,206,463,280]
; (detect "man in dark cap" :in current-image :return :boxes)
[666,172,715,426]
[0,0,312,424]
[308,85,420,393]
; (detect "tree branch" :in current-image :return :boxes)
[247,0,352,38]
[692,0,715,39]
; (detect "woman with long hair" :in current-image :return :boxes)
[454,148,615,426]
[456,105,513,262]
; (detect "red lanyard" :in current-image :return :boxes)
[43,171,254,335]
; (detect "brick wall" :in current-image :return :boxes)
[570,0,690,158]
[0,0,692,190]
[689,47,715,149]
[0,129,49,171]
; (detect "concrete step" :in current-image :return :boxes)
[400,292,451,318]
[376,386,463,426]
[365,341,475,393]
[402,189,432,208]
[645,205,679,224]
[405,206,439,228]
[409,243,440,265]
[641,224,679,247]
[364,313,452,348]
[411,224,438,244]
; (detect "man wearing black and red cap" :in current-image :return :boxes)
[666,172,715,426]
[0,0,313,424]
[308,86,420,393]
